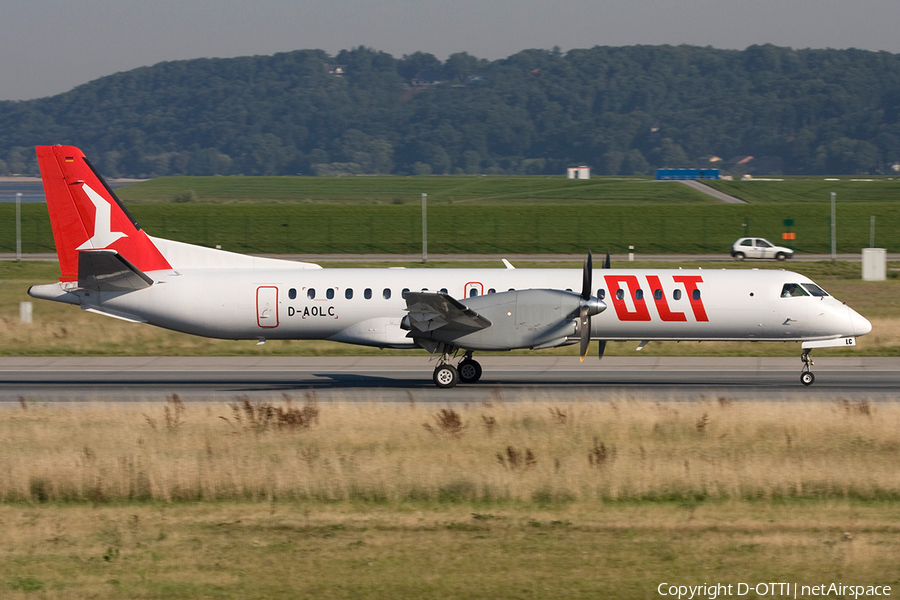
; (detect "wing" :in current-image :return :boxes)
[403,292,492,333]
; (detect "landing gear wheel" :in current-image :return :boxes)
[800,350,815,386]
[433,364,459,389]
[457,359,482,384]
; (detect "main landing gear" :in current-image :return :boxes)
[800,350,815,386]
[432,351,482,389]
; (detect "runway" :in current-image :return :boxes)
[1,356,898,403]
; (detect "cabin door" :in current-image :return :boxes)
[256,286,279,328]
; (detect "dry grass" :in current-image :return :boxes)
[2,501,900,599]
[3,399,900,598]
[4,398,900,504]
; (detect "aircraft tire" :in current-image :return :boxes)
[800,372,815,386]
[433,364,459,389]
[458,359,482,384]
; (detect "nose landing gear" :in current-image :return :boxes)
[800,350,815,386]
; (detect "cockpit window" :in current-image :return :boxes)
[801,283,829,297]
[781,283,809,298]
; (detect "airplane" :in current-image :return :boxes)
[28,145,872,388]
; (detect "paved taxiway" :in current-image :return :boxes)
[1,356,898,403]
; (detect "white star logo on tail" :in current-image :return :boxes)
[76,184,127,250]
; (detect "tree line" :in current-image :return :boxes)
[0,44,898,177]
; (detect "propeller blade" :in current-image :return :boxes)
[603,252,611,269]
[579,305,591,362]
[581,251,592,301]
[598,340,607,360]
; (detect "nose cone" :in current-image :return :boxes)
[850,309,872,336]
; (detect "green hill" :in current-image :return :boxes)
[1,45,899,178]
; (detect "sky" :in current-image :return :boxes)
[2,0,900,101]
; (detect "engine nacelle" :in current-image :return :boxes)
[406,289,604,351]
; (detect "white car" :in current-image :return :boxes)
[731,237,794,261]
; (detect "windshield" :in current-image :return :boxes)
[801,283,829,297]
[781,283,809,298]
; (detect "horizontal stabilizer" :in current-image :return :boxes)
[78,250,154,292]
[403,292,492,333]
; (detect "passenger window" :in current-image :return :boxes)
[307,288,315,300]
[469,289,479,298]
[402,288,410,298]
[741,239,752,247]
[345,288,353,300]
[692,289,701,301]
[801,283,829,297]
[566,288,573,292]
[440,288,448,294]
[326,289,334,300]
[383,288,391,300]
[364,288,372,300]
[597,289,606,300]
[488,288,496,294]
[673,289,682,301]
[508,288,515,292]
[635,289,644,300]
[653,289,663,300]
[781,283,809,298]
[615,289,624,300]
[288,288,297,300]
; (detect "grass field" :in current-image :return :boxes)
[4,174,899,598]
[706,178,900,203]
[1,400,899,598]
[5,175,900,254]
[119,174,900,205]
[117,175,715,204]
[4,200,900,255]
[2,260,899,357]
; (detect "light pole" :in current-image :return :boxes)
[830,192,836,262]
[421,193,427,262]
[15,192,22,262]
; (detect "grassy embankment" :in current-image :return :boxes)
[1,399,899,598]
[3,260,899,357]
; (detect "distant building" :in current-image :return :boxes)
[655,168,720,181]
[325,64,347,76]
[567,166,590,179]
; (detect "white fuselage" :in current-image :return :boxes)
[51,261,870,349]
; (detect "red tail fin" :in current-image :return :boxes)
[36,146,171,282]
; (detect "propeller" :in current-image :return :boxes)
[596,252,610,359]
[578,251,606,362]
